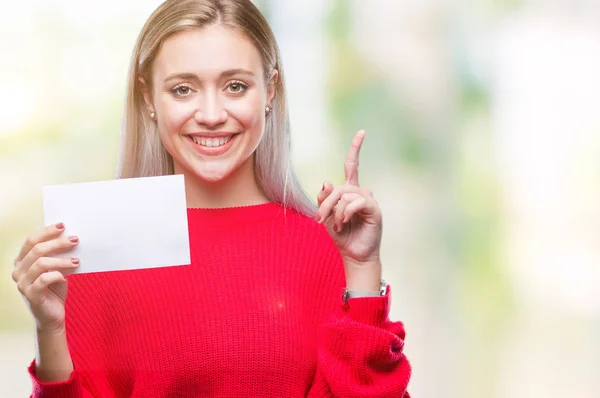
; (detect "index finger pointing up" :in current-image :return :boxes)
[344,130,366,185]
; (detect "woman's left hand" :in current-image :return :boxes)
[316,130,382,291]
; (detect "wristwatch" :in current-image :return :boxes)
[342,279,387,303]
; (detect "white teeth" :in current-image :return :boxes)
[191,135,233,147]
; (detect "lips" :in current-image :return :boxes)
[187,133,239,156]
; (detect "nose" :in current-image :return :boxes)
[194,92,227,128]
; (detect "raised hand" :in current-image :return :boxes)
[316,130,383,291]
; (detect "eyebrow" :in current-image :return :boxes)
[163,69,255,83]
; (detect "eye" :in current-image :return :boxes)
[226,81,248,94]
[170,84,194,97]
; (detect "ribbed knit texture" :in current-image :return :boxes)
[28,202,411,397]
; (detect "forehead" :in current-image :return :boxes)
[153,25,264,80]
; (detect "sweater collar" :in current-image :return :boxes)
[186,202,284,226]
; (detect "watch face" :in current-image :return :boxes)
[380,279,387,295]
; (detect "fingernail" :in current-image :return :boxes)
[71,258,80,265]
[69,236,79,243]
[56,223,64,230]
[333,224,339,233]
[321,183,325,191]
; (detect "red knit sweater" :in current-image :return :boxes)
[28,202,411,397]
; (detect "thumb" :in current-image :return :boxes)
[317,181,334,207]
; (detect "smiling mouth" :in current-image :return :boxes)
[189,134,238,148]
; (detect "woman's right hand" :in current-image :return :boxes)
[11,222,80,332]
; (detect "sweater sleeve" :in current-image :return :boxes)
[307,285,412,398]
[28,360,94,398]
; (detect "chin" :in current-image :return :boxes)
[196,173,229,183]
[189,164,235,183]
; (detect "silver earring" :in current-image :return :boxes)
[150,111,156,120]
[265,105,272,115]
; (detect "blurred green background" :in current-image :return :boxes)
[1,0,599,396]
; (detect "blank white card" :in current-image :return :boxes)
[42,175,191,274]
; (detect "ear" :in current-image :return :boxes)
[138,77,155,114]
[266,69,278,105]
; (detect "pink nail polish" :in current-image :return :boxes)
[56,223,64,230]
[69,236,79,243]
[71,258,80,265]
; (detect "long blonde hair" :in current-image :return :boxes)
[116,0,316,217]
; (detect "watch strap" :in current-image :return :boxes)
[342,279,387,303]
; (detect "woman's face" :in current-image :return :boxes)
[144,24,275,182]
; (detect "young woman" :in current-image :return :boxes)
[12,0,411,396]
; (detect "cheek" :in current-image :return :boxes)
[156,98,193,138]
[228,98,264,132]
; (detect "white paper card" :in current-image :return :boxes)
[42,175,190,274]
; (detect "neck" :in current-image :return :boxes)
[176,156,270,209]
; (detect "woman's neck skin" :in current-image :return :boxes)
[176,154,270,209]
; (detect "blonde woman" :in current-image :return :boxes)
[12,0,412,396]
